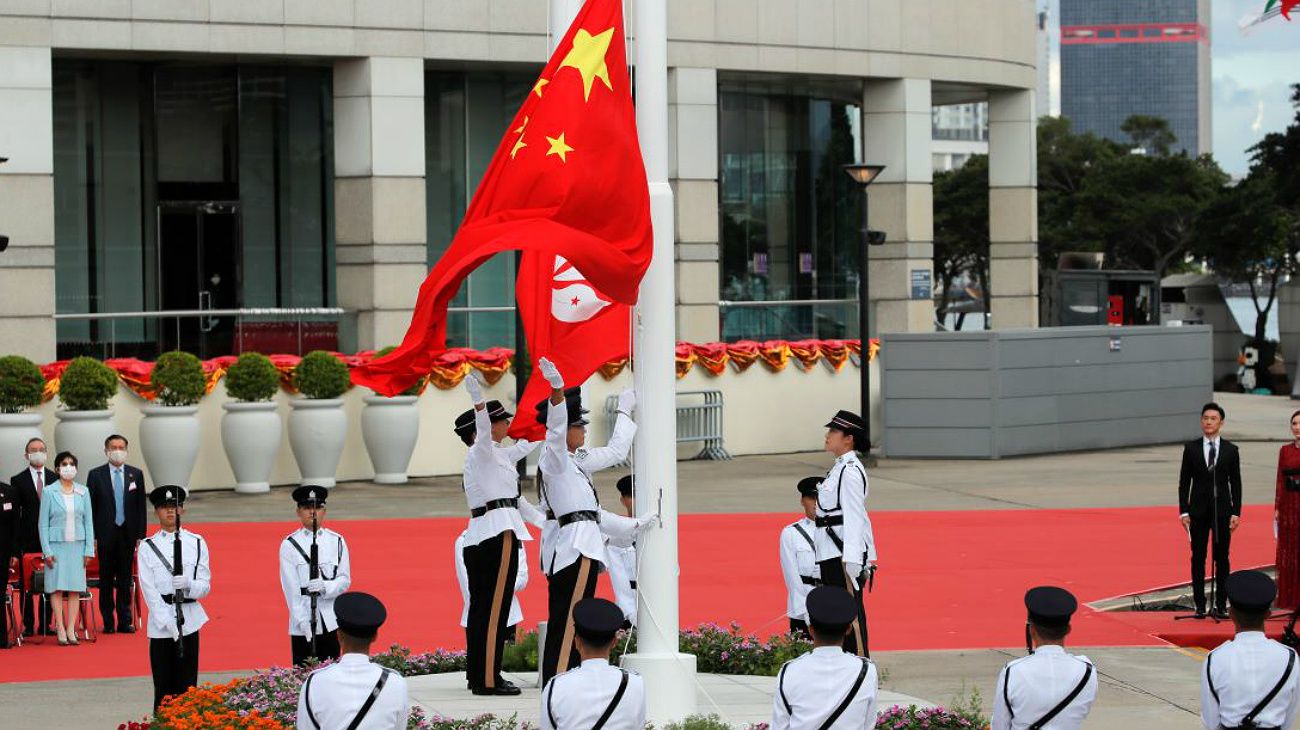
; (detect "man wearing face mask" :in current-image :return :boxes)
[12,437,56,636]
[87,434,148,633]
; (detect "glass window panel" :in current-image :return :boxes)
[155,66,237,184]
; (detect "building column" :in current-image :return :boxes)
[863,79,935,336]
[333,57,427,351]
[0,46,55,361]
[668,67,720,343]
[988,88,1039,329]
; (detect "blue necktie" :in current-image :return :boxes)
[112,467,124,526]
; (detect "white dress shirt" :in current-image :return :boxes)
[779,517,820,622]
[537,401,636,575]
[1202,631,1300,730]
[297,653,411,730]
[136,527,212,638]
[814,452,874,564]
[455,529,528,627]
[992,645,1097,730]
[463,406,538,547]
[772,646,879,729]
[278,526,352,635]
[541,658,646,730]
[1204,436,1222,468]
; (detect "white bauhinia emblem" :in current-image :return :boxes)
[551,255,613,323]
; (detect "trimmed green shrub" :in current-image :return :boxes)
[151,351,206,407]
[0,355,45,414]
[293,351,351,400]
[225,352,280,402]
[58,357,118,411]
[375,346,423,397]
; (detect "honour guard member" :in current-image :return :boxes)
[455,527,528,646]
[1201,570,1300,730]
[137,486,212,710]
[279,485,351,666]
[992,586,1097,730]
[814,410,875,656]
[772,586,878,729]
[780,477,821,637]
[456,374,538,696]
[298,591,410,730]
[606,475,639,629]
[535,357,638,683]
[541,597,646,730]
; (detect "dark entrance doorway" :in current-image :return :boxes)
[157,201,241,357]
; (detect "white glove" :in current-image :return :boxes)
[297,619,313,637]
[167,619,181,641]
[617,388,636,416]
[635,512,659,532]
[464,373,485,404]
[307,578,325,595]
[171,574,190,592]
[845,562,863,581]
[538,357,564,389]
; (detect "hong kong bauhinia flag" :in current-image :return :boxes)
[350,0,651,404]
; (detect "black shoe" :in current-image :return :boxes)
[1193,609,1207,619]
[22,628,33,637]
[102,626,116,634]
[1211,608,1229,620]
[499,679,518,690]
[471,685,522,696]
[121,624,137,634]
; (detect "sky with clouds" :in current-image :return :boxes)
[1042,0,1298,176]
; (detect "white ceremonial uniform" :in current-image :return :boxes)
[297,653,410,730]
[537,403,636,575]
[464,406,538,547]
[605,540,637,626]
[279,526,352,636]
[772,646,879,729]
[137,527,212,638]
[992,646,1097,730]
[456,529,528,627]
[814,452,875,565]
[1201,631,1300,730]
[542,658,646,730]
[779,518,820,622]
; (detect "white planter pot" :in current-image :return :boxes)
[0,413,43,481]
[54,410,117,469]
[288,398,346,488]
[139,405,201,488]
[361,395,420,484]
[221,402,281,494]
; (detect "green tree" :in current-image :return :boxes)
[1249,84,1300,211]
[1036,117,1123,274]
[1121,114,1178,156]
[933,155,990,324]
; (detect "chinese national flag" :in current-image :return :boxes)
[351,0,650,396]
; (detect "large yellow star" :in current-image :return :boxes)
[545,133,574,163]
[558,27,615,102]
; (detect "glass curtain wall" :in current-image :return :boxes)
[52,61,334,358]
[425,69,537,349]
[718,79,863,341]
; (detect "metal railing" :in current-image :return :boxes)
[603,389,731,462]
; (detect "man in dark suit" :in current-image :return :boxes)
[1178,402,1243,619]
[86,434,147,633]
[13,436,56,635]
[0,477,19,648]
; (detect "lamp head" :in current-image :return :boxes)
[842,163,886,187]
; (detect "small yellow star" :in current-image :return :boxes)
[545,133,574,163]
[510,116,529,159]
[558,27,614,101]
[533,79,549,98]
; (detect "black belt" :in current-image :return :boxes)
[299,588,322,596]
[161,594,196,605]
[815,515,843,527]
[557,510,599,527]
[545,510,556,521]
[800,576,817,586]
[470,498,519,518]
[1222,726,1279,729]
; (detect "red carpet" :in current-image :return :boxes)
[0,504,1277,683]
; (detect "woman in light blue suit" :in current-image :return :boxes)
[39,451,95,645]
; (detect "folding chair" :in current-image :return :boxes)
[21,553,47,645]
[77,556,100,642]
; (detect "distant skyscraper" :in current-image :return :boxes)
[1060,0,1211,155]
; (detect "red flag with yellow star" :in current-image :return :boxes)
[352,0,650,396]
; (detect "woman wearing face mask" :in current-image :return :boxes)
[37,451,95,645]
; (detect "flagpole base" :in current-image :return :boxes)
[620,652,697,723]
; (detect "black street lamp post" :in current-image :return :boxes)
[842,163,886,453]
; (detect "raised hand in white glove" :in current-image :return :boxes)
[307,578,326,595]
[538,357,564,389]
[464,373,485,404]
[617,387,637,416]
[634,512,659,532]
[171,574,190,592]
